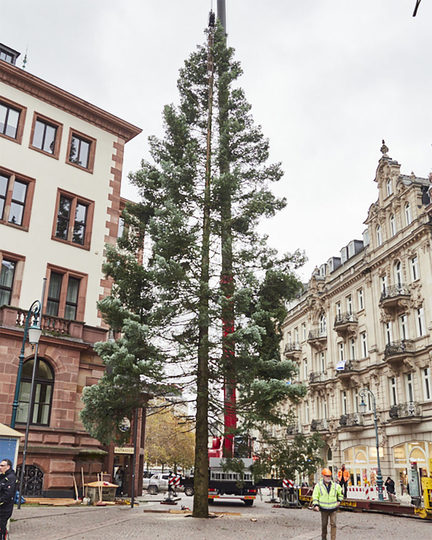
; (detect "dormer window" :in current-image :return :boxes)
[386,179,393,196]
[0,43,20,65]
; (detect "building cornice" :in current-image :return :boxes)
[0,60,142,142]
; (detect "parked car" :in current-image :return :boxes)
[143,473,194,496]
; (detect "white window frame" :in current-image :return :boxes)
[394,261,402,287]
[303,359,308,381]
[350,338,356,360]
[338,343,344,362]
[361,332,368,358]
[390,377,397,406]
[386,179,393,196]
[341,391,347,414]
[411,256,419,281]
[416,307,426,337]
[385,321,393,344]
[390,214,396,236]
[346,295,352,314]
[336,302,341,317]
[302,323,306,341]
[376,224,382,246]
[320,352,326,372]
[399,314,408,340]
[406,373,414,402]
[405,202,412,226]
[358,288,364,310]
[423,368,431,401]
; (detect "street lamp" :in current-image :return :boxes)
[12,278,47,509]
[358,388,384,501]
[11,301,42,429]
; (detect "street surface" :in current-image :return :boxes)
[10,493,432,539]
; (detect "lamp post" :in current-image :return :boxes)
[358,388,384,501]
[11,301,42,429]
[14,278,46,509]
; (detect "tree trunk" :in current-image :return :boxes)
[192,24,215,518]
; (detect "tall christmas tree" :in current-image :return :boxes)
[81,16,306,518]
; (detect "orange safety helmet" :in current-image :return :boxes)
[321,468,332,476]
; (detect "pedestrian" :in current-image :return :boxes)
[114,467,124,497]
[337,464,350,498]
[0,458,17,540]
[312,468,343,540]
[385,476,396,502]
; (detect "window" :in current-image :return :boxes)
[357,289,364,310]
[338,343,344,362]
[117,217,125,239]
[0,258,15,306]
[45,266,87,321]
[294,327,299,344]
[361,332,368,358]
[385,322,393,344]
[405,373,414,402]
[53,190,94,249]
[341,391,347,414]
[16,358,54,426]
[30,113,62,158]
[381,275,387,294]
[405,203,412,226]
[399,314,408,341]
[320,352,326,372]
[411,256,419,281]
[67,129,96,172]
[319,313,326,335]
[394,261,402,287]
[303,359,308,381]
[350,338,356,360]
[416,307,426,337]
[390,377,397,406]
[0,97,26,143]
[346,295,352,314]
[386,179,393,196]
[0,169,35,230]
[423,368,431,401]
[390,214,396,236]
[305,401,309,424]
[353,390,359,413]
[302,323,306,341]
[376,225,382,246]
[336,302,341,317]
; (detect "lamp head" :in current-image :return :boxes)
[359,397,367,414]
[28,323,42,345]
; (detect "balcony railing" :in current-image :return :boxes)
[389,401,421,420]
[0,305,106,344]
[309,372,322,384]
[384,340,415,358]
[286,424,302,435]
[335,360,359,378]
[334,312,358,337]
[284,342,301,360]
[310,419,328,432]
[339,412,363,427]
[308,328,327,348]
[380,284,410,312]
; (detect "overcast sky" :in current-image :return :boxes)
[2,1,432,279]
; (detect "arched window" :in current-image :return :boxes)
[390,214,396,236]
[376,225,382,246]
[386,179,393,196]
[394,261,402,287]
[16,358,54,426]
[319,313,326,335]
[405,203,412,226]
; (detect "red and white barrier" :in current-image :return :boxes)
[346,485,388,500]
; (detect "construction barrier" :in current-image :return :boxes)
[347,485,388,501]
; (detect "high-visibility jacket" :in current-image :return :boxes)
[337,468,350,482]
[312,480,343,511]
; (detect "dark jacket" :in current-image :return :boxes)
[385,478,395,494]
[0,467,17,511]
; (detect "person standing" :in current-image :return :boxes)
[337,464,350,498]
[0,459,17,540]
[312,468,343,540]
[385,476,396,502]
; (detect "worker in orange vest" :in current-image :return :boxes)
[337,464,350,498]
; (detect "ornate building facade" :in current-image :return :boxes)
[282,143,432,493]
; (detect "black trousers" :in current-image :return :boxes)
[0,506,13,540]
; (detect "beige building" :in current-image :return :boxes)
[0,44,144,496]
[282,143,432,494]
